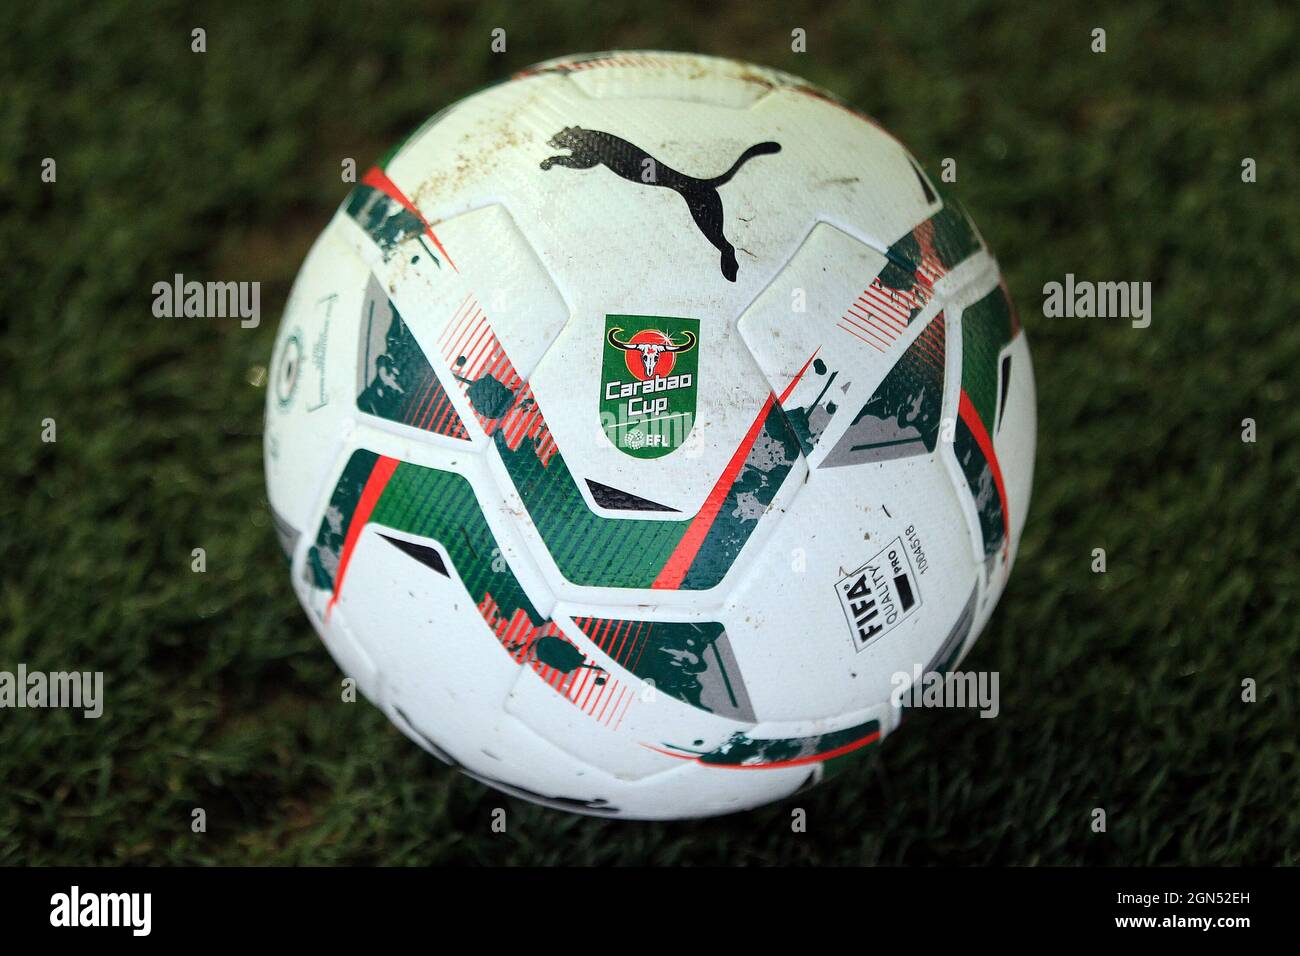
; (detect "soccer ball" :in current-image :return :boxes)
[264,51,1035,819]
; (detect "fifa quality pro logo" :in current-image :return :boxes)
[599,314,700,459]
[836,536,923,653]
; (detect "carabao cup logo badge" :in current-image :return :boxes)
[599,314,700,459]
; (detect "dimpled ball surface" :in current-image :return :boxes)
[264,51,1035,819]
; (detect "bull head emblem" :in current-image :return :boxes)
[606,327,697,379]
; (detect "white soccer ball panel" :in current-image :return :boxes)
[264,226,367,551]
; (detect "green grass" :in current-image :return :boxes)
[1,0,1296,864]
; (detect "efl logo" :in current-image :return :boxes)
[836,536,922,652]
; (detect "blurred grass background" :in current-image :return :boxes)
[1,0,1297,864]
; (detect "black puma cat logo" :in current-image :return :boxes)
[540,127,781,281]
